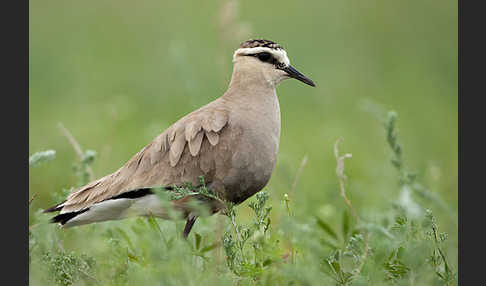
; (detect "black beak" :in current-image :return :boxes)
[282,65,315,87]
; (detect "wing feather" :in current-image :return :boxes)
[211,110,229,132]
[205,131,219,146]
[188,131,204,156]
[54,106,230,214]
[170,130,186,167]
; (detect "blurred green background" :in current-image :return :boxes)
[29,0,457,271]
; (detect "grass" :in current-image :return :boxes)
[29,0,457,284]
[29,111,457,285]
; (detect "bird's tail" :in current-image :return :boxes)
[45,193,171,228]
[44,189,224,237]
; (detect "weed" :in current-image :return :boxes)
[29,111,457,285]
[29,150,56,167]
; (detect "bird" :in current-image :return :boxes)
[44,39,315,238]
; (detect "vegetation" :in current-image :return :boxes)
[30,0,457,284]
[29,112,457,285]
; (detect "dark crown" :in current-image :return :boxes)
[239,39,283,50]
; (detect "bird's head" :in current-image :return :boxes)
[232,39,315,88]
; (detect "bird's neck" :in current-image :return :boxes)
[224,68,276,100]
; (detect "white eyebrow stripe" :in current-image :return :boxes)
[233,47,290,66]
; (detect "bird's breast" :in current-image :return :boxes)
[221,95,281,204]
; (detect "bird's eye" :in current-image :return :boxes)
[257,52,271,62]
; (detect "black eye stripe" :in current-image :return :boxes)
[257,52,271,62]
[248,52,282,66]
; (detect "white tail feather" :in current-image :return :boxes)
[62,195,168,227]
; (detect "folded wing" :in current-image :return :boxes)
[48,106,230,217]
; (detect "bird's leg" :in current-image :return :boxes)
[183,214,198,239]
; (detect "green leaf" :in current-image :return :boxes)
[115,227,134,251]
[127,251,139,263]
[315,217,338,241]
[263,259,273,267]
[330,260,341,274]
[82,149,97,164]
[320,238,338,250]
[342,210,350,240]
[195,233,202,250]
[200,243,218,253]
[146,214,163,237]
[29,150,56,167]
